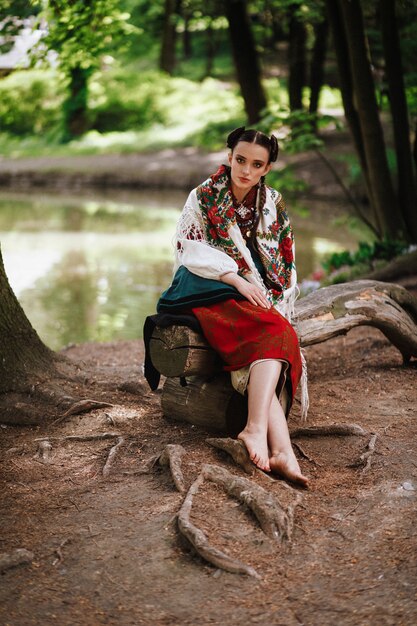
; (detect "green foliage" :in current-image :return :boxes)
[267,168,308,196]
[260,106,341,153]
[33,0,135,72]
[0,69,64,135]
[0,68,244,154]
[322,239,408,273]
[89,69,168,132]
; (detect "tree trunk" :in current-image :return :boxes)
[325,0,375,224]
[225,0,267,124]
[160,0,177,74]
[339,0,402,239]
[0,247,55,394]
[0,248,91,425]
[63,66,91,141]
[182,7,192,59]
[288,4,307,111]
[205,20,215,77]
[308,18,328,116]
[380,0,417,243]
[414,120,417,173]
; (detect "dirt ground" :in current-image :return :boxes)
[1,277,416,625]
[1,129,417,624]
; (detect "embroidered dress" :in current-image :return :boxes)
[158,165,308,418]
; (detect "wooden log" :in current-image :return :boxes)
[153,280,417,431]
[151,281,417,378]
[161,374,247,433]
[294,280,417,361]
[150,325,222,377]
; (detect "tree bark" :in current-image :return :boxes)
[63,66,91,140]
[160,0,177,74]
[288,4,307,111]
[225,0,267,123]
[205,20,215,77]
[338,0,402,239]
[0,247,56,394]
[325,0,374,222]
[0,248,92,424]
[309,18,328,116]
[182,4,192,60]
[380,0,417,243]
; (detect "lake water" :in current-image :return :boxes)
[0,189,360,350]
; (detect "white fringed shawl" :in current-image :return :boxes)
[173,167,309,419]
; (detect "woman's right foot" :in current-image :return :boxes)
[269,451,309,487]
[238,428,271,472]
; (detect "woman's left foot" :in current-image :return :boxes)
[269,451,309,487]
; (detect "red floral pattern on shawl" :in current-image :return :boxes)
[195,165,295,306]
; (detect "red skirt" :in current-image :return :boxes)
[191,298,302,404]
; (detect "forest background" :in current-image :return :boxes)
[1,3,417,625]
[1,0,417,252]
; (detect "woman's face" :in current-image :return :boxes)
[228,141,271,199]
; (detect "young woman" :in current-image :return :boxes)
[157,127,309,486]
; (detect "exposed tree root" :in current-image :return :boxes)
[202,464,301,542]
[34,440,52,463]
[291,423,367,438]
[0,549,34,573]
[35,432,121,442]
[53,399,114,424]
[349,434,378,473]
[52,539,70,566]
[177,473,261,579]
[293,442,319,465]
[206,437,255,475]
[157,444,187,492]
[102,436,125,478]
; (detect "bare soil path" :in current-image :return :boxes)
[1,131,416,624]
[1,306,416,625]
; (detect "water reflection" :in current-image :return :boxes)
[0,190,361,350]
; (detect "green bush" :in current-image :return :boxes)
[89,69,169,132]
[0,69,64,135]
[323,239,408,273]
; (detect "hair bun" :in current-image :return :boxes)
[226,126,246,149]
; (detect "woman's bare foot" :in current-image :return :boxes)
[238,428,271,472]
[269,451,309,487]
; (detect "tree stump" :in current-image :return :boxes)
[150,280,417,431]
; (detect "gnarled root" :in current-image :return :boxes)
[202,464,301,542]
[34,440,53,463]
[291,423,367,438]
[157,444,187,493]
[349,433,378,473]
[177,462,303,578]
[177,473,261,579]
[102,436,125,478]
[53,399,114,424]
[206,437,255,475]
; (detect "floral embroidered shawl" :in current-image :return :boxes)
[196,164,296,308]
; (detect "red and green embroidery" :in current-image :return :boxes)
[195,165,295,305]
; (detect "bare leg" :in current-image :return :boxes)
[268,394,309,487]
[237,361,282,472]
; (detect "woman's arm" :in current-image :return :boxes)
[220,272,271,309]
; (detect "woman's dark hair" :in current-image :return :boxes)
[226,126,279,163]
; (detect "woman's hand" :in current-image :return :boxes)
[221,272,271,309]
